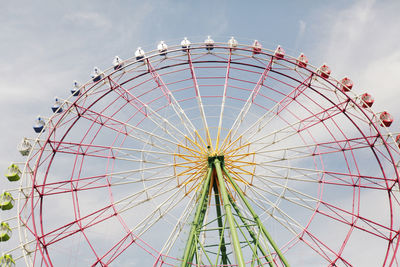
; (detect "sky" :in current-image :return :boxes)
[1,0,400,265]
[1,0,400,167]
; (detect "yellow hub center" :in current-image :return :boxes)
[173,130,257,195]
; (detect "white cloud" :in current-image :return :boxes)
[63,12,112,29]
[298,20,306,38]
[313,0,400,118]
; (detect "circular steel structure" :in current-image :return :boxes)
[2,38,400,266]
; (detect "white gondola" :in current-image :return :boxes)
[71,80,81,96]
[157,41,168,56]
[91,67,104,83]
[228,37,238,49]
[204,36,214,51]
[33,116,45,133]
[112,56,124,70]
[51,97,63,113]
[135,47,145,61]
[181,37,191,50]
[18,138,32,156]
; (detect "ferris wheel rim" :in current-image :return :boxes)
[4,38,400,266]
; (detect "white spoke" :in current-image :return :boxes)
[159,192,198,255]
[146,59,198,142]
[216,50,232,151]
[68,100,179,153]
[223,57,273,146]
[187,51,212,148]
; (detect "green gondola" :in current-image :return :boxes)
[0,222,12,242]
[4,164,21,182]
[0,192,14,210]
[0,254,15,267]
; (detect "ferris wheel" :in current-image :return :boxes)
[1,36,400,266]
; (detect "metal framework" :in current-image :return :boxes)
[1,38,400,266]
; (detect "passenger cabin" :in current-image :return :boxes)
[112,56,124,70]
[319,64,331,79]
[18,138,32,156]
[157,41,168,56]
[274,45,285,59]
[297,53,308,68]
[228,37,238,49]
[252,40,262,54]
[0,222,11,242]
[0,254,15,267]
[204,36,214,51]
[181,37,191,50]
[396,134,400,149]
[91,67,104,83]
[33,116,45,133]
[51,97,63,113]
[340,77,353,92]
[135,47,145,60]
[361,93,374,108]
[5,164,21,182]
[380,111,393,127]
[0,192,14,210]
[71,80,81,96]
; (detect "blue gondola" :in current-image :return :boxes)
[33,116,45,133]
[51,97,63,113]
[91,67,104,83]
[135,47,145,61]
[71,80,81,96]
[112,56,124,70]
[181,37,191,50]
[205,36,214,51]
[157,41,168,56]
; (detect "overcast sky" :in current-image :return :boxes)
[1,0,400,264]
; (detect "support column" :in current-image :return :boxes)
[214,157,246,267]
[223,166,290,267]
[212,178,228,265]
[228,193,275,267]
[181,167,213,266]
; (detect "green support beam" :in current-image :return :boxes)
[223,165,290,267]
[227,193,275,267]
[212,178,228,265]
[181,155,289,267]
[181,167,213,267]
[214,157,246,267]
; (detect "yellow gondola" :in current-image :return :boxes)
[0,222,12,242]
[0,192,14,210]
[0,254,15,267]
[4,164,21,182]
